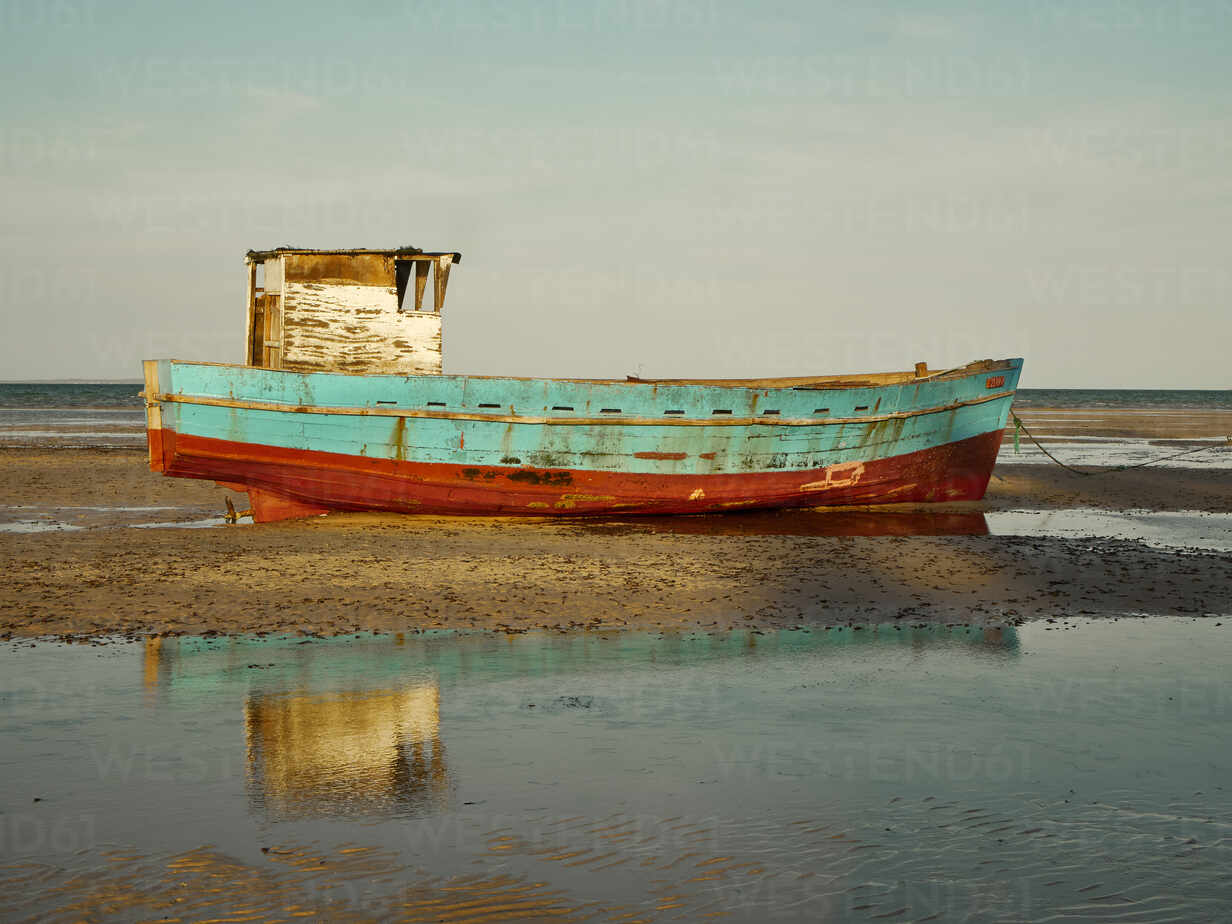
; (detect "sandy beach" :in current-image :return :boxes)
[2,421,1229,640]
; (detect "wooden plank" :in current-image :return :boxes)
[142,360,163,468]
[264,256,283,294]
[247,247,460,262]
[251,301,265,366]
[266,295,282,370]
[433,255,453,312]
[283,252,395,286]
[414,261,429,311]
[263,295,274,368]
[244,260,257,366]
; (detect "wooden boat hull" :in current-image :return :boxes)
[143,359,1022,523]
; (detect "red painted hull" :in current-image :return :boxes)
[149,428,1005,523]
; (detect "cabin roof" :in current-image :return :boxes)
[246,247,461,263]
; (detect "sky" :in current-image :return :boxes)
[1,0,1230,387]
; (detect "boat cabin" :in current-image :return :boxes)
[244,247,461,375]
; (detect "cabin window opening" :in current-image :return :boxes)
[427,401,446,407]
[395,259,436,313]
[854,405,869,412]
[478,403,501,409]
[762,409,780,415]
[600,408,622,414]
[813,408,830,415]
[395,260,413,311]
[712,409,732,415]
[552,405,574,411]
[664,409,684,415]
[254,262,266,291]
[376,400,397,405]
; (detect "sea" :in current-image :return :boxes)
[1013,388,1232,410]
[3,383,1229,412]
[0,382,147,448]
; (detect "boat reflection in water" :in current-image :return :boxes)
[244,685,448,820]
[138,620,1021,824]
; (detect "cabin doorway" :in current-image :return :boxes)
[247,260,283,368]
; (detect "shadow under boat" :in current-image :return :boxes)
[571,507,989,538]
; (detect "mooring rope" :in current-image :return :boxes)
[1010,412,1228,477]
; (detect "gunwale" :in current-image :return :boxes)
[156,358,1015,391]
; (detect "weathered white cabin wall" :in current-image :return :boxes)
[281,281,442,374]
[277,253,443,375]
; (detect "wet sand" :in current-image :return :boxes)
[1,845,586,923]
[989,462,1232,512]
[1,446,1229,640]
[1011,405,1232,440]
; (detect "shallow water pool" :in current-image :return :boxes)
[1,621,1229,921]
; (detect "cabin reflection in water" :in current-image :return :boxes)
[244,686,448,820]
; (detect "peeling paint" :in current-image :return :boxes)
[281,282,442,375]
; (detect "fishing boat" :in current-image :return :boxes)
[143,247,1022,523]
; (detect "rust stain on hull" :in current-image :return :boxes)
[554,493,617,509]
[392,417,406,462]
